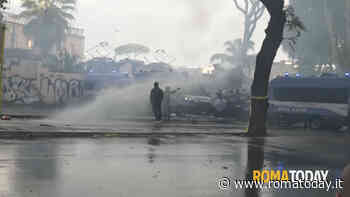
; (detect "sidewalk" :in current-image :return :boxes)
[0,117,249,138]
[1,103,249,123]
[0,104,252,138]
[2,104,346,139]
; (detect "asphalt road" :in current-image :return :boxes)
[0,118,247,137]
[0,128,348,197]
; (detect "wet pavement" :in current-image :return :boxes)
[0,128,348,197]
[0,118,248,137]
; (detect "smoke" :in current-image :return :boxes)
[53,68,245,122]
[53,73,197,122]
[52,0,247,122]
[183,0,222,32]
[54,82,152,122]
[175,1,225,66]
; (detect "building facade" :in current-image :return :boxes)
[3,11,85,58]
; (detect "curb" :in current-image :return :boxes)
[0,131,247,139]
[2,114,248,124]
[2,114,47,119]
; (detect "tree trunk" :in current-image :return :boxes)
[347,1,350,130]
[247,0,286,136]
[0,24,5,114]
[348,89,350,131]
[344,0,350,73]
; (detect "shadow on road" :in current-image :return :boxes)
[245,138,265,197]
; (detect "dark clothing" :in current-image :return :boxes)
[150,87,164,120]
[152,103,162,121]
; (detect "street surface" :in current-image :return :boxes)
[0,118,348,197]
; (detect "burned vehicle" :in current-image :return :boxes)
[211,89,250,120]
[169,89,249,120]
[171,95,216,116]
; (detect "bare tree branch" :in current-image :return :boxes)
[255,4,265,19]
[248,1,258,17]
[248,0,256,6]
[247,22,257,41]
[244,0,249,13]
[233,0,247,14]
[243,0,265,42]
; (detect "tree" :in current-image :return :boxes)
[232,0,265,75]
[60,50,81,73]
[153,49,176,64]
[284,0,348,74]
[211,38,255,75]
[114,43,150,59]
[42,50,82,73]
[211,0,265,81]
[322,0,349,73]
[210,53,232,65]
[19,0,76,54]
[0,0,8,10]
[211,39,253,62]
[247,0,304,136]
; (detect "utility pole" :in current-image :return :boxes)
[0,13,5,114]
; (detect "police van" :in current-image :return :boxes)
[268,74,350,129]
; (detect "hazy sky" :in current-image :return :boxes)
[11,0,288,67]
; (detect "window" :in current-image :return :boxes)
[274,88,348,104]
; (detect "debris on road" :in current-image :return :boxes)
[40,124,55,127]
[1,115,11,120]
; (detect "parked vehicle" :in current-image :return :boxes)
[171,91,250,121]
[172,95,216,116]
[268,75,350,129]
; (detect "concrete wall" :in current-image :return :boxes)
[3,61,85,105]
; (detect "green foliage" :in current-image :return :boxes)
[210,38,255,68]
[285,6,306,32]
[0,0,8,9]
[19,0,76,53]
[114,43,150,57]
[224,39,254,56]
[210,53,232,63]
[283,6,306,51]
[60,50,82,73]
[211,39,254,64]
[283,0,346,74]
[42,50,83,73]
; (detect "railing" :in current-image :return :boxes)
[2,11,27,24]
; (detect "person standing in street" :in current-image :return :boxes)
[163,86,180,121]
[150,82,164,121]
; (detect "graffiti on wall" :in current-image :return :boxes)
[40,74,84,104]
[3,73,84,105]
[3,75,40,104]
